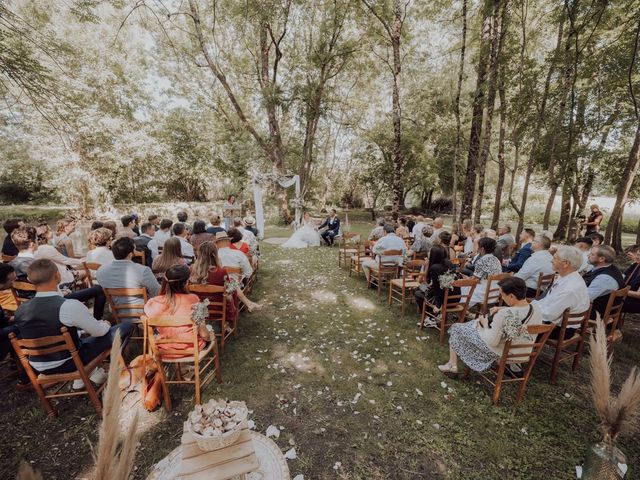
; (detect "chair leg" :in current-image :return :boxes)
[401,289,406,315]
[388,283,393,306]
[156,363,172,413]
[212,337,222,383]
[85,382,103,414]
[492,364,506,405]
[572,338,585,372]
[439,314,447,345]
[549,342,563,385]
[194,360,201,405]
[36,382,57,418]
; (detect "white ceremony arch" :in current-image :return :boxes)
[252,172,302,240]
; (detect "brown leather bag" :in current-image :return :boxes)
[119,355,163,411]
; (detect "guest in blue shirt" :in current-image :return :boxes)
[503,228,535,273]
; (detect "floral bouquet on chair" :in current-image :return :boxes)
[191,299,210,326]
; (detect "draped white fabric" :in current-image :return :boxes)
[252,174,300,240]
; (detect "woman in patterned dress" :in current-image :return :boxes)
[463,237,503,307]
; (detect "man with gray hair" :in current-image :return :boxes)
[532,245,590,338]
[369,218,386,241]
[515,235,555,298]
[584,245,624,318]
[362,224,406,283]
[429,217,446,241]
[497,224,516,248]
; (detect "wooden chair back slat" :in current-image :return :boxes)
[479,272,512,316]
[534,273,556,299]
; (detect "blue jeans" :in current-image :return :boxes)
[38,323,135,375]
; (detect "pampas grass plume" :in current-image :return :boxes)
[16,462,42,480]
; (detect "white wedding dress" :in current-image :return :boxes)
[281,220,322,249]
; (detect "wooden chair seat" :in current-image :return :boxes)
[390,279,420,288]
[368,250,402,297]
[388,259,426,315]
[37,349,111,383]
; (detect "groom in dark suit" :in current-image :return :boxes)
[319,209,340,246]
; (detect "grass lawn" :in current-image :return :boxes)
[1,222,639,479]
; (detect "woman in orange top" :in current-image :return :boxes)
[144,264,212,355]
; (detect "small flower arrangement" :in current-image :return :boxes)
[191,299,210,326]
[224,277,242,294]
[501,310,532,342]
[438,271,458,290]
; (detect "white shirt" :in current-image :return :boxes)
[515,250,555,290]
[372,233,406,265]
[34,244,83,286]
[532,271,590,326]
[153,230,171,248]
[27,291,111,371]
[218,247,253,279]
[178,236,194,258]
[86,246,115,267]
[411,222,425,238]
[430,227,446,241]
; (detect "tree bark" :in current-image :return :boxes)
[474,0,507,225]
[390,0,403,216]
[491,77,507,230]
[452,0,467,223]
[460,2,493,222]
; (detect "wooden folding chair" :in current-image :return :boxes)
[532,272,555,300]
[81,262,103,288]
[11,280,37,306]
[188,284,234,355]
[132,250,146,266]
[9,327,111,417]
[589,287,630,349]
[475,323,554,405]
[1,254,16,263]
[349,241,374,277]
[142,315,221,412]
[388,259,426,315]
[543,307,591,384]
[338,232,359,268]
[103,287,148,341]
[368,250,403,297]
[475,272,513,317]
[420,277,478,344]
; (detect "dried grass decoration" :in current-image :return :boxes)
[93,335,141,480]
[582,320,640,479]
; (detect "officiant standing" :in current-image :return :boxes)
[223,195,241,230]
[319,209,340,246]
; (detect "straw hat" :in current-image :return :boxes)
[215,231,230,242]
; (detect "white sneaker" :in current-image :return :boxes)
[419,319,437,328]
[438,363,458,374]
[72,366,108,390]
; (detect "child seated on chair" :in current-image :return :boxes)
[144,265,213,355]
[414,245,460,327]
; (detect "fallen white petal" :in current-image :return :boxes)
[285,448,297,460]
[266,425,281,438]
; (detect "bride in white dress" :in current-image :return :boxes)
[281,212,322,249]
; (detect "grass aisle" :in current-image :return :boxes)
[1,225,638,479]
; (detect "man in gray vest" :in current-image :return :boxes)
[15,259,134,386]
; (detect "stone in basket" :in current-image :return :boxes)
[187,399,248,451]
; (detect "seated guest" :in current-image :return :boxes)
[396,217,410,238]
[411,216,426,239]
[172,222,195,260]
[429,217,446,241]
[438,276,543,374]
[407,225,433,258]
[588,232,604,247]
[206,215,226,235]
[190,220,214,253]
[437,231,457,261]
[131,213,141,236]
[234,218,258,254]
[152,237,187,275]
[470,223,484,255]
[461,220,474,254]
[148,214,160,231]
[54,217,78,258]
[368,218,386,241]
[103,220,117,239]
[96,237,160,317]
[177,211,192,234]
[464,237,503,307]
[15,259,134,384]
[515,235,555,298]
[0,263,18,314]
[414,245,459,327]
[243,216,259,237]
[149,219,173,259]
[90,220,104,231]
[497,224,516,250]
[2,218,22,259]
[584,245,624,319]
[34,225,87,287]
[622,245,640,313]
[361,224,406,283]
[116,215,137,239]
[228,227,250,255]
[133,222,155,268]
[144,264,212,356]
[450,222,462,247]
[86,227,115,278]
[190,241,237,321]
[574,236,594,274]
[9,226,37,279]
[532,246,590,339]
[214,233,261,311]
[503,228,534,272]
[406,216,416,234]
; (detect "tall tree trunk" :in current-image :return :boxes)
[605,16,640,251]
[636,216,640,245]
[491,78,507,230]
[452,0,467,223]
[474,0,507,225]
[390,0,403,216]
[460,2,493,222]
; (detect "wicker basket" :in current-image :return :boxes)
[187,401,248,452]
